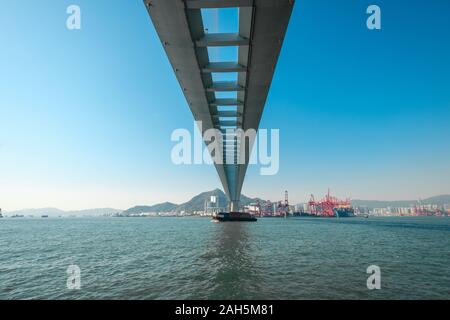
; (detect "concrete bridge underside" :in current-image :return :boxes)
[144,0,294,212]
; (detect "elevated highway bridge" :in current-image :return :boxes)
[144,0,294,212]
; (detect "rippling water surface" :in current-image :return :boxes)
[0,216,449,299]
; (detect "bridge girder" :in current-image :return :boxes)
[144,0,294,211]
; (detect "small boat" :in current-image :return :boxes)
[212,212,257,222]
[41,215,49,218]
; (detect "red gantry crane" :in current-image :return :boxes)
[308,189,352,217]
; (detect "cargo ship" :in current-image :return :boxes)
[294,207,355,218]
[212,212,257,222]
[333,207,355,217]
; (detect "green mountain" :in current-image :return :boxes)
[121,189,263,214]
[121,192,450,214]
[122,202,178,215]
[175,189,226,212]
[10,194,448,217]
[175,188,261,212]
[420,195,450,205]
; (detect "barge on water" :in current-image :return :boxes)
[212,212,257,222]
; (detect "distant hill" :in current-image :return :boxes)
[175,189,225,212]
[352,195,450,208]
[7,194,449,217]
[175,189,263,212]
[352,200,414,208]
[420,195,450,205]
[120,189,264,214]
[123,191,450,214]
[122,202,178,215]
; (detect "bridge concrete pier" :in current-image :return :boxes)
[229,200,240,213]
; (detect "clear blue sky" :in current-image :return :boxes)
[1,0,449,210]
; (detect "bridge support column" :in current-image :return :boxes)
[229,200,240,213]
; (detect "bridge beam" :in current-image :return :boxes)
[213,111,242,117]
[202,62,246,73]
[209,99,243,106]
[220,120,242,127]
[207,81,244,92]
[196,33,249,47]
[186,0,253,9]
